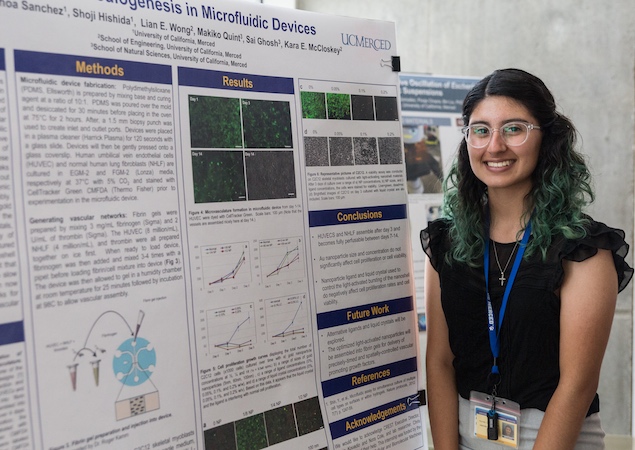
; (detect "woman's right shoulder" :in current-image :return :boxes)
[421,218,451,242]
[420,218,451,267]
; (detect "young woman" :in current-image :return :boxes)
[422,68,632,449]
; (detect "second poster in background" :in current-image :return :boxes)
[399,73,480,320]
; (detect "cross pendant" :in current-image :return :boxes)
[498,272,506,286]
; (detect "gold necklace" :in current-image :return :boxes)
[492,241,519,286]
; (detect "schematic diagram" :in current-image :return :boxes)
[68,310,159,420]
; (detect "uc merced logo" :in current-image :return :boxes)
[341,33,392,51]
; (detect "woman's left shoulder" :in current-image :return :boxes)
[561,216,633,292]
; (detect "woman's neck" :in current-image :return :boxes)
[487,188,531,243]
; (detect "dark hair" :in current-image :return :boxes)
[443,68,593,265]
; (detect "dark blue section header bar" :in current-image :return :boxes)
[317,296,413,330]
[0,49,5,71]
[322,357,417,398]
[178,67,294,94]
[329,395,419,439]
[15,50,172,84]
[0,321,25,346]
[308,204,407,228]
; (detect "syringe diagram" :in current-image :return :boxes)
[68,310,160,420]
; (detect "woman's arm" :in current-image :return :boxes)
[533,249,618,449]
[424,258,459,449]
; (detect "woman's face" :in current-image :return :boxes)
[466,96,542,196]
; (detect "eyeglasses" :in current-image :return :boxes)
[461,121,541,148]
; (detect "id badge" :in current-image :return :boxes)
[470,391,520,448]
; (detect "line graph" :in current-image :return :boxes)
[207,303,256,352]
[259,237,304,282]
[265,294,307,339]
[201,242,251,287]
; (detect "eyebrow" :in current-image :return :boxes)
[469,118,531,126]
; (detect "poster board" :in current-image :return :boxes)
[399,73,480,319]
[0,2,426,449]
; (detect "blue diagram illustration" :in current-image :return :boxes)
[113,336,156,387]
[68,310,160,420]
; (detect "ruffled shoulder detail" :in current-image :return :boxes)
[562,219,633,293]
[420,218,451,272]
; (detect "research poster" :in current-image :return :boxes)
[0,2,425,449]
[399,73,479,317]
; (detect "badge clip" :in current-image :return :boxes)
[487,409,499,440]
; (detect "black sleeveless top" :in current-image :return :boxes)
[421,218,632,414]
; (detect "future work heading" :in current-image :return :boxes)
[97,0,318,35]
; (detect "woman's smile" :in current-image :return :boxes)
[467,96,542,194]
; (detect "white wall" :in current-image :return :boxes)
[296,0,635,435]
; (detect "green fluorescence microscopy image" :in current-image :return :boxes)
[242,99,292,149]
[245,150,296,200]
[192,150,246,203]
[294,396,324,436]
[205,422,237,450]
[235,414,268,450]
[189,95,243,149]
[326,93,351,120]
[264,405,298,445]
[301,91,327,119]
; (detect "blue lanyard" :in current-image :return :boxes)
[483,220,532,375]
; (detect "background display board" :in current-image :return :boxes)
[399,73,480,318]
[0,2,426,449]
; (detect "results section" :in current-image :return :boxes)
[178,68,327,450]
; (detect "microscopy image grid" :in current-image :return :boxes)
[203,396,325,450]
[304,135,401,168]
[301,89,402,168]
[190,95,292,150]
[189,94,296,203]
[300,90,399,123]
